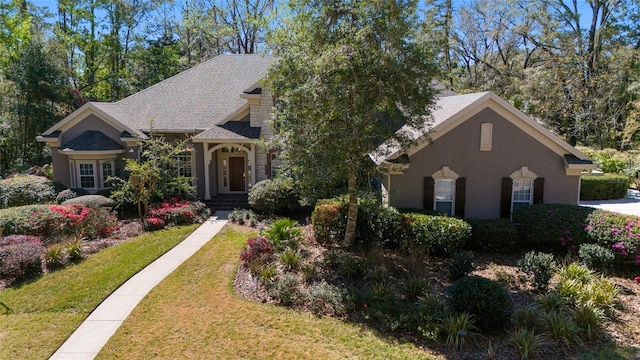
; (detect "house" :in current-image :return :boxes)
[373,91,597,219]
[37,54,280,200]
[38,54,595,217]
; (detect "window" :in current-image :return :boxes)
[79,163,95,188]
[270,151,282,178]
[512,179,533,212]
[434,179,455,215]
[101,161,114,188]
[176,152,193,178]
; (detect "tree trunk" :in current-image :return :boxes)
[344,163,358,247]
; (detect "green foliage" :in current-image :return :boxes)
[65,239,83,262]
[593,151,628,174]
[584,210,639,265]
[0,175,56,208]
[311,195,405,248]
[55,189,77,204]
[508,327,544,360]
[578,244,615,272]
[108,136,195,218]
[447,276,512,332]
[543,310,582,348]
[518,251,557,292]
[465,218,519,253]
[279,249,301,271]
[270,273,306,308]
[261,218,303,251]
[44,243,67,270]
[401,275,429,301]
[229,209,258,227]
[440,312,478,351]
[0,235,43,282]
[248,178,301,215]
[536,292,567,313]
[513,305,544,331]
[308,280,347,316]
[239,237,273,276]
[448,250,474,281]
[580,174,630,200]
[267,0,438,246]
[62,195,116,208]
[554,263,620,316]
[572,305,605,341]
[513,203,593,247]
[403,213,471,257]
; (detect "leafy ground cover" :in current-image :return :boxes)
[96,224,437,360]
[0,225,198,360]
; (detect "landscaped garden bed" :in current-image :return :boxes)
[232,200,640,360]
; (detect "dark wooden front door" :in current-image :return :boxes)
[229,157,245,191]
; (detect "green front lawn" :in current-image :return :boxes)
[96,225,438,360]
[0,225,198,360]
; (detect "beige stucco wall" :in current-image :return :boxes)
[389,108,580,219]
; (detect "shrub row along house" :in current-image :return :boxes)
[37,54,596,219]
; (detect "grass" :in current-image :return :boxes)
[0,225,198,360]
[97,225,438,359]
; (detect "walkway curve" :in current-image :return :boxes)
[49,212,230,360]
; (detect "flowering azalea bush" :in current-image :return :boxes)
[585,210,640,264]
[143,198,210,231]
[0,204,117,240]
[512,204,594,247]
[0,235,44,281]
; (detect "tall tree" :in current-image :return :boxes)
[267,0,438,245]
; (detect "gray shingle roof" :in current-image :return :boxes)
[194,121,261,140]
[100,54,276,131]
[61,131,125,151]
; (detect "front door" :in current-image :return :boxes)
[229,157,245,191]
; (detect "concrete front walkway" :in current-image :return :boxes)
[49,212,230,360]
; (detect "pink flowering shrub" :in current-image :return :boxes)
[0,235,44,281]
[0,204,117,240]
[585,210,640,264]
[512,204,594,246]
[143,198,210,231]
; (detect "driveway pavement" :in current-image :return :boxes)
[49,211,230,360]
[579,189,640,216]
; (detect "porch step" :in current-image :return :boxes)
[203,194,249,210]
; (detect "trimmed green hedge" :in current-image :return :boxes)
[403,213,471,256]
[512,204,594,247]
[465,218,519,253]
[580,174,630,200]
[248,178,302,215]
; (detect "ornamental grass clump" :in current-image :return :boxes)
[508,327,545,360]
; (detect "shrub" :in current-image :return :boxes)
[49,204,118,239]
[270,273,306,307]
[513,204,594,247]
[512,305,544,331]
[229,209,258,226]
[66,239,83,262]
[555,263,620,316]
[44,243,67,270]
[0,175,56,208]
[336,255,366,281]
[308,280,347,316]
[403,213,471,256]
[279,249,301,271]
[578,244,615,272]
[440,312,478,351]
[401,275,429,301]
[536,292,567,312]
[55,189,77,204]
[240,236,273,264]
[580,174,630,200]
[543,310,582,348]
[508,327,544,360]
[143,216,166,231]
[261,218,303,251]
[62,195,116,208]
[518,251,557,292]
[447,276,512,332]
[311,195,405,248]
[248,177,301,215]
[465,218,519,253]
[145,198,210,227]
[572,304,605,341]
[0,235,43,281]
[585,210,640,265]
[70,188,89,196]
[448,250,474,281]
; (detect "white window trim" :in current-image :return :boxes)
[68,158,116,191]
[509,167,538,213]
[431,166,460,216]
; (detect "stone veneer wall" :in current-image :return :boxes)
[250,89,275,184]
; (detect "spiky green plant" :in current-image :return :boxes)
[441,312,478,351]
[513,305,544,331]
[543,310,582,348]
[279,249,301,271]
[572,304,605,341]
[401,275,429,301]
[508,327,544,360]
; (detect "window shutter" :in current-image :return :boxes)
[455,177,466,218]
[423,177,434,210]
[500,177,512,219]
[533,178,545,204]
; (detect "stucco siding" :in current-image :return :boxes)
[50,148,70,187]
[389,108,580,218]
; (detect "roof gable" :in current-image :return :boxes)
[61,130,125,151]
[375,92,593,166]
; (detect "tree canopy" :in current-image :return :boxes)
[267,0,439,245]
